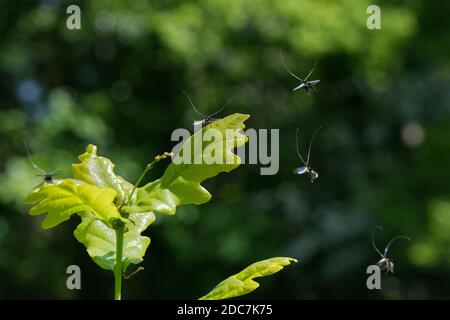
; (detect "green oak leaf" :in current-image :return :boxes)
[122,113,249,215]
[25,179,123,229]
[72,144,133,203]
[74,211,155,271]
[199,257,297,300]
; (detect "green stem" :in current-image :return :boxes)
[127,166,150,206]
[126,152,173,206]
[114,226,124,300]
[115,152,173,299]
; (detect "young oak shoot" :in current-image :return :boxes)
[25,113,260,300]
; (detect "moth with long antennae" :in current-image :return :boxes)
[372,226,410,274]
[293,127,322,183]
[280,50,320,94]
[182,90,232,127]
[24,140,59,183]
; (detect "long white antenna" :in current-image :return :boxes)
[23,140,46,174]
[372,226,384,258]
[48,167,61,175]
[182,90,205,118]
[208,97,232,118]
[306,126,322,165]
[384,235,410,257]
[280,50,303,82]
[304,60,318,82]
[296,128,307,166]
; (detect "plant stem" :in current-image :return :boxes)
[127,166,150,206]
[115,151,173,299]
[114,226,124,300]
[126,152,174,206]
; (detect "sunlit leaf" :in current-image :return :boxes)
[72,144,133,203]
[123,113,249,215]
[74,212,155,271]
[199,257,297,300]
[25,179,123,229]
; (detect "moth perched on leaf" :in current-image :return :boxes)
[183,90,232,127]
[280,51,320,94]
[372,226,410,273]
[293,127,322,183]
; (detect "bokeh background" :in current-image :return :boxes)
[0,0,449,299]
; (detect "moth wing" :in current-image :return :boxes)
[309,170,319,181]
[307,80,320,85]
[376,258,388,271]
[390,262,395,273]
[193,120,204,126]
[293,83,306,91]
[293,166,309,175]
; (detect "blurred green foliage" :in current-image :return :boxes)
[0,0,449,299]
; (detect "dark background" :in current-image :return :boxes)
[0,0,449,299]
